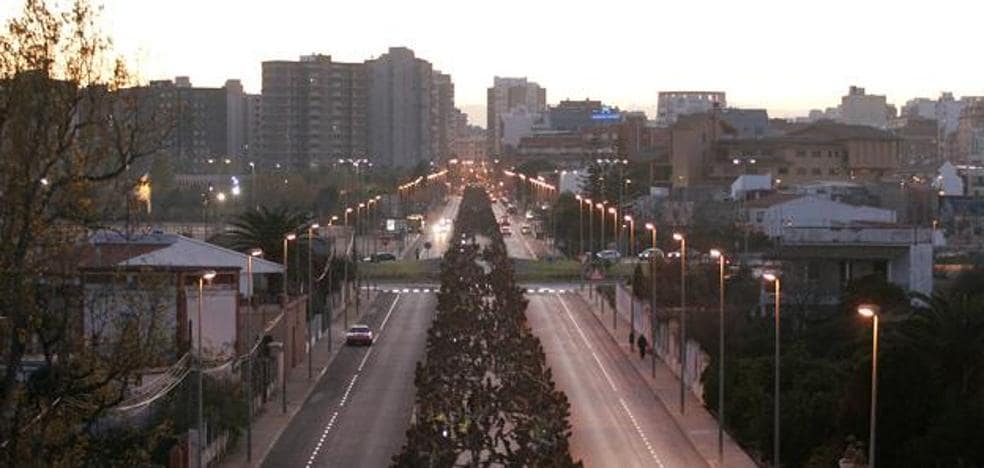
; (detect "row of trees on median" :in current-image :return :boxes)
[393,185,580,467]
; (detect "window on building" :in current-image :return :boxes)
[829,168,839,175]
[796,150,806,157]
[811,150,822,158]
[812,168,822,175]
[778,167,789,175]
[797,168,807,175]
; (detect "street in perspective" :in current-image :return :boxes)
[2,1,984,467]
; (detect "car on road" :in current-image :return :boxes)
[506,205,517,215]
[637,247,665,261]
[363,252,397,263]
[501,225,513,236]
[595,249,622,262]
[345,324,374,346]
[520,224,532,235]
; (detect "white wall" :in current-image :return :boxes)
[751,196,897,237]
[186,287,240,359]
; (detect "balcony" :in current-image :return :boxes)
[780,226,931,246]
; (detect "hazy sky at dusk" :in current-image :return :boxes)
[3,0,983,124]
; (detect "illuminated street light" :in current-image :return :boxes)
[857,303,881,468]
[763,271,782,467]
[673,232,687,414]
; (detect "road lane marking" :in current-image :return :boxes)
[379,293,401,332]
[303,293,409,467]
[555,294,665,467]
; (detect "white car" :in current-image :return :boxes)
[345,324,374,346]
[595,250,622,262]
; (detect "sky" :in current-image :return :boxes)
[3,0,983,126]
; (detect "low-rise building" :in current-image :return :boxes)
[79,232,291,360]
[743,194,897,237]
[770,225,933,303]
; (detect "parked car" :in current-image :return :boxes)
[501,225,513,236]
[595,249,622,262]
[506,205,517,215]
[637,247,665,261]
[345,325,374,346]
[371,252,397,262]
[520,225,532,235]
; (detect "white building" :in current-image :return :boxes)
[656,91,726,126]
[80,232,285,359]
[839,86,892,129]
[731,174,772,199]
[743,194,896,237]
[500,106,537,150]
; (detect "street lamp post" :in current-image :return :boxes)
[281,234,296,416]
[607,207,617,253]
[576,195,585,258]
[763,272,782,468]
[858,304,881,468]
[710,249,726,464]
[596,203,606,250]
[197,270,217,468]
[646,223,657,377]
[587,198,594,255]
[673,232,687,414]
[245,248,262,462]
[307,223,319,380]
[624,215,634,257]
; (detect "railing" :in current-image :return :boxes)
[781,226,931,245]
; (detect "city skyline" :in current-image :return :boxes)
[3,0,983,124]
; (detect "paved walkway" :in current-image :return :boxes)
[575,286,758,468]
[219,290,380,468]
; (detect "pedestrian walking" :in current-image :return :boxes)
[637,334,648,360]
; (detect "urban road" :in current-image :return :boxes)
[262,291,435,468]
[263,196,706,467]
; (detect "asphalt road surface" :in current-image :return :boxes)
[262,292,435,468]
[416,195,461,260]
[525,293,707,468]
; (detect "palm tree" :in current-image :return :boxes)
[218,206,312,265]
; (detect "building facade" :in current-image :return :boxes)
[486,77,547,157]
[656,91,726,126]
[259,54,369,169]
[839,86,892,129]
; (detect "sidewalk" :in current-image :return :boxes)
[575,287,758,468]
[219,290,380,468]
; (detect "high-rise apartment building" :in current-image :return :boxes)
[127,77,247,172]
[486,77,547,156]
[366,47,454,168]
[260,54,368,169]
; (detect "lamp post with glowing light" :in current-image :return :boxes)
[245,248,262,461]
[624,215,635,257]
[197,269,217,468]
[858,303,881,468]
[283,233,296,296]
[575,195,585,257]
[596,202,606,250]
[646,222,657,376]
[673,232,687,413]
[763,271,782,468]
[607,207,618,253]
[709,249,726,464]
[282,234,297,415]
[586,198,594,254]
[307,224,319,380]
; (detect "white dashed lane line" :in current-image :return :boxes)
[556,294,665,468]
[304,293,401,467]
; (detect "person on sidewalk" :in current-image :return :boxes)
[637,334,648,360]
[629,330,635,347]
[415,247,421,260]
